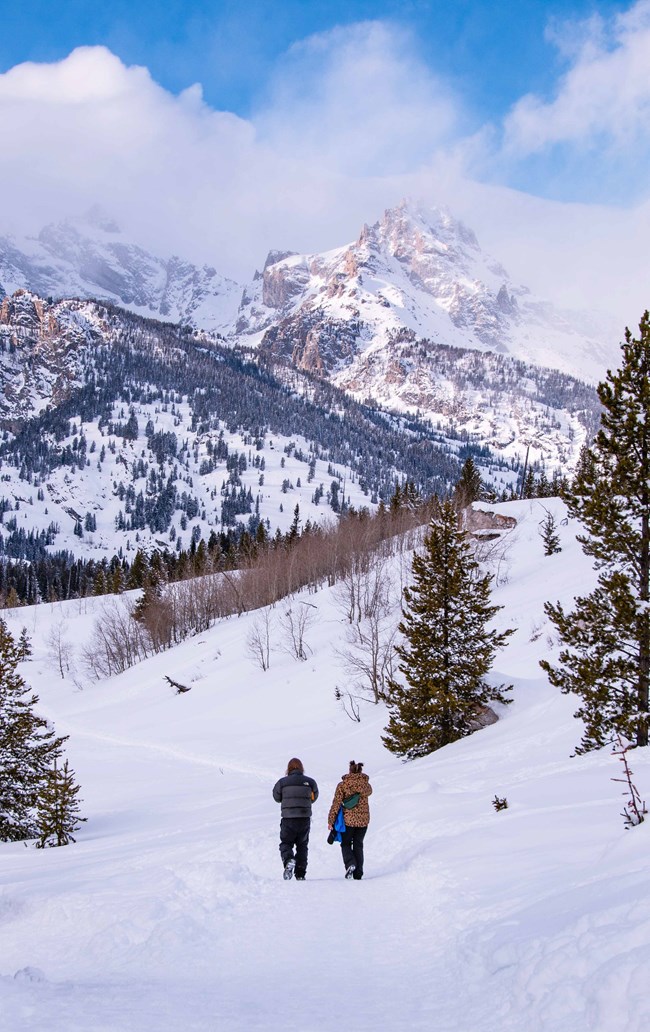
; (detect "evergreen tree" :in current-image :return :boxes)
[541,313,650,750]
[382,500,513,759]
[288,504,301,544]
[539,509,562,556]
[17,627,32,660]
[522,467,537,499]
[35,757,86,848]
[453,456,483,508]
[0,620,67,841]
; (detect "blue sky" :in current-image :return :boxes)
[0,1,649,318]
[0,1,624,122]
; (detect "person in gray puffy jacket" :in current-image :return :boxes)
[272,757,319,880]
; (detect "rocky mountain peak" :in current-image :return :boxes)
[264,249,297,270]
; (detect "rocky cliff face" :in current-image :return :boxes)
[0,291,104,424]
[0,200,616,410]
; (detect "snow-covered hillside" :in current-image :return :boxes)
[0,392,373,561]
[1,498,648,1031]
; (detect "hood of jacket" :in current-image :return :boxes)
[341,772,370,795]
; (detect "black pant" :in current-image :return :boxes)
[279,817,311,877]
[341,826,367,879]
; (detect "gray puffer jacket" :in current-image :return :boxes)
[273,771,319,819]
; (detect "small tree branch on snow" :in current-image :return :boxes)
[334,685,361,722]
[164,675,191,694]
[612,734,647,828]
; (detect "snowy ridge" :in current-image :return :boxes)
[1,498,649,1031]
[0,209,240,332]
[0,201,617,389]
[0,291,602,574]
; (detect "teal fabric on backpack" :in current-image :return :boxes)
[342,792,360,809]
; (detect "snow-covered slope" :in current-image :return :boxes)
[235,201,617,384]
[1,498,648,1031]
[0,209,240,332]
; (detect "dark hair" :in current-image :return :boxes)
[349,760,364,774]
[287,757,304,774]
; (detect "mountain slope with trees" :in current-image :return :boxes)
[0,290,598,605]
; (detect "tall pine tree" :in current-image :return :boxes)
[541,313,650,751]
[0,620,67,841]
[383,500,513,759]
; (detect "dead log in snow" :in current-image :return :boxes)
[165,675,191,694]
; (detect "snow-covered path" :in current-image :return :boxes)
[2,500,650,1031]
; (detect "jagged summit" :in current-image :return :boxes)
[233,200,613,386]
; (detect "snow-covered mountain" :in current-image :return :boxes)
[0,203,610,540]
[2,497,649,1031]
[235,201,616,385]
[0,208,240,332]
[0,201,617,391]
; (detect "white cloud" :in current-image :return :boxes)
[503,0,650,155]
[0,28,460,278]
[254,22,460,176]
[0,19,649,331]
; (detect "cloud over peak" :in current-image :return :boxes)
[0,9,649,326]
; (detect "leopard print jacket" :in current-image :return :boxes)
[327,772,372,828]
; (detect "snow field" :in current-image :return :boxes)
[1,499,649,1031]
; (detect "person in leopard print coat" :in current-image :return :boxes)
[327,761,372,880]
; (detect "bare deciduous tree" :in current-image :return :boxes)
[279,602,316,661]
[46,618,74,679]
[247,607,275,671]
[83,599,151,678]
[335,557,399,703]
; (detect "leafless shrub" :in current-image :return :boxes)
[529,620,544,642]
[46,617,74,679]
[470,529,516,586]
[247,607,275,671]
[279,601,316,661]
[335,556,399,703]
[82,598,152,679]
[612,735,647,828]
[334,685,361,722]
